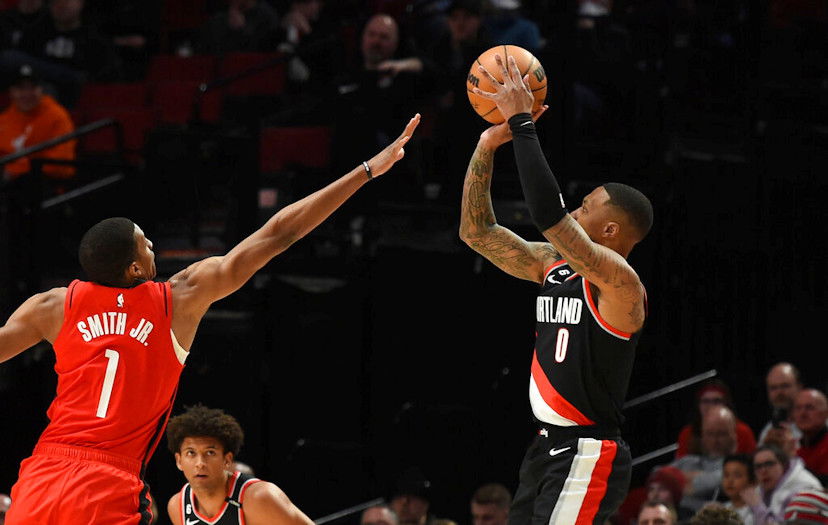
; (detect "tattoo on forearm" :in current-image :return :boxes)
[460,146,496,237]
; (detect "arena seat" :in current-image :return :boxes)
[149,80,222,125]
[259,126,332,173]
[75,82,149,112]
[217,52,286,96]
[146,54,218,84]
[79,108,156,158]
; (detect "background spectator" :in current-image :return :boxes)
[0,493,9,525]
[793,389,828,485]
[362,504,401,525]
[470,482,510,525]
[759,363,804,445]
[197,0,281,55]
[0,0,46,48]
[483,0,543,54]
[0,64,75,180]
[783,489,828,525]
[689,502,744,525]
[722,453,758,525]
[744,444,823,525]
[11,0,122,106]
[637,501,678,525]
[421,0,492,202]
[670,405,739,516]
[676,378,757,459]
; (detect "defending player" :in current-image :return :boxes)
[165,404,312,525]
[0,114,420,524]
[461,55,653,525]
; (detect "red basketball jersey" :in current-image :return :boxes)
[38,279,186,463]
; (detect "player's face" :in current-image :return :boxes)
[471,502,508,525]
[133,225,156,281]
[175,437,233,490]
[570,186,614,242]
[722,461,751,502]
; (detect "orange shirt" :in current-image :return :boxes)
[0,94,76,179]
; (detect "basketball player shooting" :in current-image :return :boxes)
[0,114,420,524]
[460,54,653,524]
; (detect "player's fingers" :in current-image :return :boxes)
[509,56,524,86]
[477,65,501,87]
[471,87,497,99]
[399,114,420,140]
[522,73,532,91]
[494,54,512,86]
[531,105,548,122]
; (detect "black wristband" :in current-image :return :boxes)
[362,161,372,180]
[508,112,536,136]
[507,113,568,231]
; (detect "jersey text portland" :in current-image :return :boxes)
[530,261,643,428]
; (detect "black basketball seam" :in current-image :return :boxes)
[531,85,546,92]
[523,56,535,77]
[481,106,499,117]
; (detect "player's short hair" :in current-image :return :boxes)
[166,404,245,457]
[724,453,756,483]
[471,482,512,509]
[603,182,654,242]
[78,217,137,286]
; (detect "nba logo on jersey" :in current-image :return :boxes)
[117,294,124,308]
[547,266,572,285]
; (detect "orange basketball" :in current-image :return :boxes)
[467,45,547,124]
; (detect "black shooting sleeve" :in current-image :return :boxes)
[508,112,568,231]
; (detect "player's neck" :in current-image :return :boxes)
[192,473,233,517]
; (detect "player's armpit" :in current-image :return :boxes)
[242,482,314,525]
[0,288,64,363]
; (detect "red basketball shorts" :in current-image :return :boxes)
[5,443,151,524]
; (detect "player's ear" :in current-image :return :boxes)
[174,452,183,471]
[603,221,619,238]
[126,260,143,280]
[224,452,234,468]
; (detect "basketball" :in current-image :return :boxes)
[467,45,547,124]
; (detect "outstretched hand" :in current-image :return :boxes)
[480,105,548,148]
[472,54,535,122]
[365,113,421,178]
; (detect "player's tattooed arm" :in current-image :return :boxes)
[542,215,645,330]
[460,142,560,283]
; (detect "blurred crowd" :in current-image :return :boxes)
[2,0,825,199]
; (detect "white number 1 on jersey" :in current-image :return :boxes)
[96,349,120,418]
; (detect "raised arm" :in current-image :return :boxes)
[459,111,560,283]
[169,115,420,342]
[472,55,645,331]
[0,288,65,364]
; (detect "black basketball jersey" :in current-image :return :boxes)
[177,471,260,525]
[529,260,643,428]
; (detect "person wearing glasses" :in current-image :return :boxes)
[741,444,822,525]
